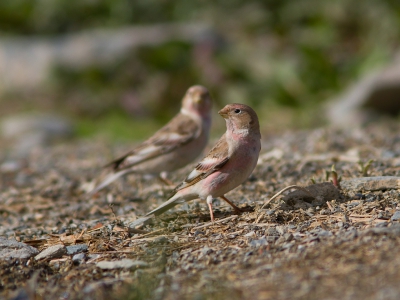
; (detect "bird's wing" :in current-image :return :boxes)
[173,133,230,192]
[107,113,200,171]
[145,134,229,217]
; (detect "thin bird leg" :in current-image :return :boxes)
[207,203,215,222]
[220,195,243,214]
[158,172,175,186]
[206,195,215,222]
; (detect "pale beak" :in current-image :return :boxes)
[218,109,229,118]
[191,92,202,103]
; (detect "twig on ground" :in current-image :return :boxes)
[129,228,164,240]
[127,228,150,234]
[190,215,238,231]
[87,226,105,233]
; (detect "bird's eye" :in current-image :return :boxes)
[234,109,241,114]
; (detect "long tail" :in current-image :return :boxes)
[146,192,197,216]
[88,169,132,196]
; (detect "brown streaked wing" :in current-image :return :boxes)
[172,134,229,193]
[107,113,200,171]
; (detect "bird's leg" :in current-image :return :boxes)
[158,171,175,186]
[206,195,215,222]
[220,195,243,214]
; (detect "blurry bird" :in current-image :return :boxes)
[89,85,213,195]
[146,103,261,221]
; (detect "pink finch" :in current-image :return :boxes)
[146,103,261,221]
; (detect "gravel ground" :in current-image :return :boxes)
[1,122,400,300]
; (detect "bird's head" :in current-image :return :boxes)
[218,103,260,135]
[182,85,212,117]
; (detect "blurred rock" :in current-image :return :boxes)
[72,253,86,264]
[364,224,400,236]
[341,177,400,192]
[66,244,88,255]
[327,57,400,126]
[96,259,148,270]
[1,113,74,156]
[0,238,39,260]
[390,211,400,221]
[0,23,213,92]
[35,244,66,260]
[249,238,267,248]
[283,182,341,205]
[283,233,294,242]
[2,113,73,138]
[0,160,24,173]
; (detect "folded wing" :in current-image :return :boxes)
[108,113,200,171]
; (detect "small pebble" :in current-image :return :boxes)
[72,253,86,264]
[66,244,88,255]
[390,211,400,221]
[244,231,256,237]
[250,238,267,248]
[96,259,148,270]
[283,233,294,242]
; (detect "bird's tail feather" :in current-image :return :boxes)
[88,169,131,196]
[146,192,196,216]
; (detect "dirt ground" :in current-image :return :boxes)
[1,122,400,300]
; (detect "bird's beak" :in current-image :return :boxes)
[190,92,202,103]
[194,96,202,103]
[218,108,229,119]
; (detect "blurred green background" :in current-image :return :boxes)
[1,0,399,140]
